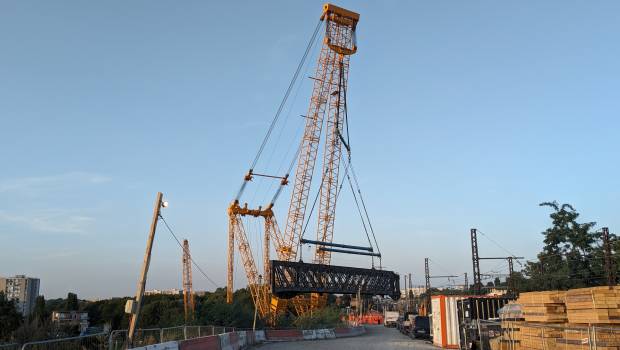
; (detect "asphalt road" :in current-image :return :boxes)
[253,325,437,350]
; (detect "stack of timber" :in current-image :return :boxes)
[555,327,620,350]
[499,302,523,350]
[517,324,563,350]
[565,286,620,324]
[518,291,567,323]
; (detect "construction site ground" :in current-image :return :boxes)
[252,325,436,349]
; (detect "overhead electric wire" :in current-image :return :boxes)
[476,229,524,266]
[428,258,457,276]
[159,215,219,288]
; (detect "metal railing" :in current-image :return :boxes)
[0,344,20,350]
[17,325,235,350]
[483,321,620,350]
[21,333,108,350]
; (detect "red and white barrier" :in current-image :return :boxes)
[136,326,365,350]
[178,335,220,350]
[265,329,304,341]
[133,341,179,350]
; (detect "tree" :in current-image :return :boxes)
[493,277,502,287]
[31,295,48,322]
[524,201,601,290]
[0,292,22,342]
[66,292,79,311]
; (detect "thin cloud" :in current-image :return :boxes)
[0,209,95,234]
[0,172,111,195]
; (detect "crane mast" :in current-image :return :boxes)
[285,4,358,265]
[226,3,360,323]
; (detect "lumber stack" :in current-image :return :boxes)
[518,291,567,323]
[517,324,563,350]
[556,327,620,350]
[565,286,620,324]
[500,302,523,350]
[498,288,620,350]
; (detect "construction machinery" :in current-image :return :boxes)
[227,3,397,324]
[182,239,195,323]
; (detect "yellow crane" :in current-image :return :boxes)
[227,3,360,323]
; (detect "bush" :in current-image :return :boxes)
[292,307,343,329]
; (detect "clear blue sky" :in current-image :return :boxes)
[1,1,619,299]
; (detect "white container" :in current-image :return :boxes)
[431,295,465,349]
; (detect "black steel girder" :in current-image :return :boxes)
[270,260,400,300]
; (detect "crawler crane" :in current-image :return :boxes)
[227,3,363,323]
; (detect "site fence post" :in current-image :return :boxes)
[183,325,187,340]
[160,328,164,343]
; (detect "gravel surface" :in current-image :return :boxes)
[253,325,437,350]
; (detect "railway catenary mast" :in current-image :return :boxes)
[227,3,360,322]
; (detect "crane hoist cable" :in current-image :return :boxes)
[235,19,323,204]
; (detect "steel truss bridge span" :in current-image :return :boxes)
[270,260,400,300]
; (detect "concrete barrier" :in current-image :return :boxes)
[229,332,240,350]
[334,326,366,338]
[302,330,316,340]
[316,328,335,339]
[245,331,255,345]
[132,341,180,350]
[178,335,220,350]
[254,330,266,342]
[237,331,246,348]
[219,333,232,350]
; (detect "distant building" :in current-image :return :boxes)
[51,311,89,333]
[0,275,40,316]
[486,288,508,296]
[401,286,426,298]
[144,288,182,296]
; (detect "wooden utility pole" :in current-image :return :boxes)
[127,192,165,347]
[182,239,195,323]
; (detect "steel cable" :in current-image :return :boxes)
[159,215,219,288]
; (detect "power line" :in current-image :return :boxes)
[158,215,219,288]
[477,230,524,266]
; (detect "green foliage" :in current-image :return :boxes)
[292,307,343,329]
[31,296,48,323]
[520,201,615,291]
[0,292,22,342]
[11,319,49,344]
[65,292,79,311]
